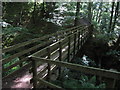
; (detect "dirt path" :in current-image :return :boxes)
[2,64,32,89]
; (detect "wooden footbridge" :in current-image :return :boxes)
[2,24,120,89]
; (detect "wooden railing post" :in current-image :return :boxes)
[112,79,116,88]
[89,25,93,38]
[47,47,51,81]
[81,29,83,46]
[73,33,76,57]
[58,41,62,78]
[68,36,71,62]
[83,30,86,44]
[78,30,80,50]
[19,56,24,67]
[32,57,37,89]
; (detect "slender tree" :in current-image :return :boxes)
[108,2,115,32]
[32,1,37,24]
[96,3,103,23]
[74,2,80,26]
[88,2,92,23]
[112,2,119,31]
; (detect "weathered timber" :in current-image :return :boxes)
[31,56,120,80]
[32,58,37,89]
[46,47,51,81]
[3,25,84,53]
[2,40,53,64]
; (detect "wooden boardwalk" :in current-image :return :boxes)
[2,24,120,89]
[2,25,87,88]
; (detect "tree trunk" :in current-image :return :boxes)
[108,2,115,33]
[96,3,102,23]
[19,3,24,26]
[92,10,95,20]
[74,2,80,26]
[113,34,120,50]
[88,2,92,23]
[32,2,36,24]
[111,2,119,31]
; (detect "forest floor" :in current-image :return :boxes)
[2,64,32,88]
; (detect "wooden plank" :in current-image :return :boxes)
[32,46,48,57]
[58,41,62,77]
[35,48,48,58]
[57,25,83,34]
[68,36,71,62]
[32,41,60,57]
[36,53,59,77]
[70,43,74,53]
[34,48,59,68]
[37,64,57,78]
[61,38,68,45]
[31,26,88,58]
[62,42,68,49]
[78,31,80,50]
[30,64,58,84]
[2,25,84,53]
[62,50,68,61]
[46,47,51,81]
[31,56,120,80]
[32,58,37,89]
[51,48,59,56]
[2,40,53,64]
[50,42,59,52]
[73,33,76,57]
[3,35,50,53]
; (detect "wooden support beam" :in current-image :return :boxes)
[58,41,62,78]
[68,36,71,62]
[3,25,84,53]
[78,31,80,50]
[32,58,37,89]
[2,40,53,64]
[31,56,120,80]
[73,33,76,57]
[46,47,51,81]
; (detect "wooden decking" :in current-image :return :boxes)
[2,25,88,88]
[2,24,120,89]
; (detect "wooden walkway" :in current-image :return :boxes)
[2,24,120,89]
[2,25,88,88]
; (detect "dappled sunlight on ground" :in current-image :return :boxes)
[11,74,32,88]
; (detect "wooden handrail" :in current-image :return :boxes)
[31,56,120,80]
[29,25,94,89]
[32,26,89,57]
[2,24,91,82]
[2,25,84,53]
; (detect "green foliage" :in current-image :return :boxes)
[106,50,120,56]
[2,26,31,47]
[3,26,29,34]
[3,2,33,26]
[52,56,105,89]
[94,34,110,44]
[2,54,20,77]
[53,75,106,89]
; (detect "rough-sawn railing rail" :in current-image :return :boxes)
[2,25,86,80]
